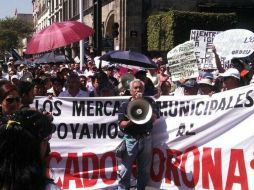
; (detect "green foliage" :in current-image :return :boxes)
[0,17,34,52]
[147,10,237,52]
[0,17,34,38]
[0,30,18,52]
[147,12,174,53]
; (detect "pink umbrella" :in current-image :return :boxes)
[26,21,94,54]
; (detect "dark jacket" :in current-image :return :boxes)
[118,96,159,137]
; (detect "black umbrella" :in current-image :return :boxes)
[33,52,72,65]
[8,48,22,61]
[14,59,33,66]
[100,50,157,69]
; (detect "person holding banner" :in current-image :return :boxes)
[117,79,159,190]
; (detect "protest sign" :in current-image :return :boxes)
[167,41,199,81]
[190,29,232,70]
[35,84,254,189]
[190,30,220,69]
[213,29,254,60]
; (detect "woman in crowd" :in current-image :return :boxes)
[160,80,172,95]
[0,109,61,190]
[0,80,20,125]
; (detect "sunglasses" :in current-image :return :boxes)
[5,97,20,104]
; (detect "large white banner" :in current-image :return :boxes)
[36,85,254,189]
[167,41,199,81]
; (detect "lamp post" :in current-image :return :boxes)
[79,0,84,70]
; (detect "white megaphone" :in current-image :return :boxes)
[127,98,153,125]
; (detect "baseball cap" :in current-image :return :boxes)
[220,68,240,80]
[198,78,213,86]
[203,72,213,79]
[181,79,198,88]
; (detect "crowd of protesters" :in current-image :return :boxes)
[1,49,254,104]
[1,47,254,190]
[0,54,253,100]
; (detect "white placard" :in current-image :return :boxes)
[213,29,254,60]
[190,30,220,69]
[167,41,199,81]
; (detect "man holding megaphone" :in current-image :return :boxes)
[117,79,160,190]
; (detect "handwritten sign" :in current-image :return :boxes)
[190,30,220,69]
[167,41,199,81]
[213,29,254,60]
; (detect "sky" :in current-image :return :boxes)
[0,0,32,19]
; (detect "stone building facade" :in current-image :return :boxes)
[32,0,254,56]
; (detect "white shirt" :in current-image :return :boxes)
[58,89,89,97]
[173,86,185,96]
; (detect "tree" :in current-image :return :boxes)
[0,30,19,51]
[0,17,34,53]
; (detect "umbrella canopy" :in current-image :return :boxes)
[33,52,72,65]
[14,59,33,66]
[100,50,157,69]
[26,21,94,54]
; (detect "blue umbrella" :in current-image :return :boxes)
[100,50,157,68]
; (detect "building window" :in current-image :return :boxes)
[52,0,55,12]
[56,12,59,22]
[68,0,72,18]
[73,0,78,16]
[56,0,59,8]
[59,9,62,21]
[63,1,68,20]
